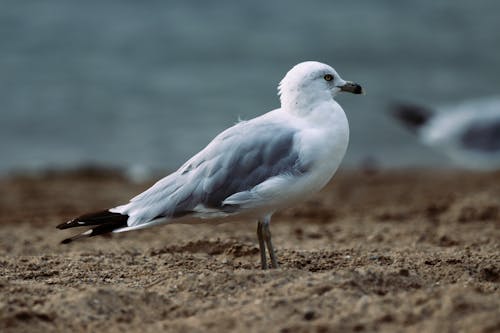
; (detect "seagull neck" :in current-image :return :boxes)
[281,93,336,118]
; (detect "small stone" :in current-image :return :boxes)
[304,309,315,321]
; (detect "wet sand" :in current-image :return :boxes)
[1,168,499,332]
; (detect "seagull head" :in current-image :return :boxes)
[278,61,363,110]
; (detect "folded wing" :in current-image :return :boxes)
[112,120,309,227]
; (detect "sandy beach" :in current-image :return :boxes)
[1,168,499,332]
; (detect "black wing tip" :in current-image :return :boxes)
[58,220,127,245]
[391,103,433,131]
[56,220,77,230]
[57,210,128,230]
[61,238,73,244]
[57,210,129,244]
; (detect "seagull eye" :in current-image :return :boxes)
[324,74,334,81]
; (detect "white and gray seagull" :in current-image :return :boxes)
[57,61,363,269]
[392,97,500,170]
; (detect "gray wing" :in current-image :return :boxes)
[460,120,500,152]
[114,120,309,226]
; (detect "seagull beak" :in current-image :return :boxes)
[339,81,363,95]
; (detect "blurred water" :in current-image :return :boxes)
[1,0,499,174]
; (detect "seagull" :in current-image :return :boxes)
[57,61,363,269]
[392,97,500,170]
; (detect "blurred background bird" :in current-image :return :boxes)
[392,97,500,170]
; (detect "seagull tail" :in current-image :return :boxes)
[57,210,128,244]
[391,103,433,133]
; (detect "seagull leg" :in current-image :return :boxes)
[262,216,279,269]
[257,220,268,269]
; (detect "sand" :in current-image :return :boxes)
[0,168,499,332]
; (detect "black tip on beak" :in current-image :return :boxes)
[340,82,363,95]
[353,84,363,95]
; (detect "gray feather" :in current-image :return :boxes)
[461,121,500,152]
[123,121,309,224]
